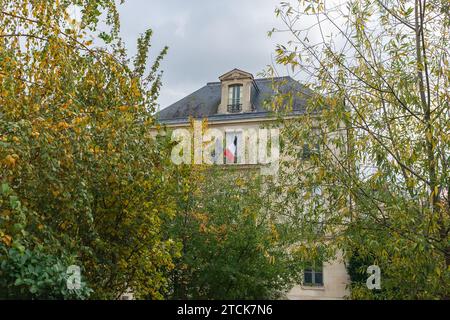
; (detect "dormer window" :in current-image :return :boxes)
[227,84,243,113]
[218,69,257,114]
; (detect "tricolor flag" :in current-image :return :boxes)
[224,135,238,163]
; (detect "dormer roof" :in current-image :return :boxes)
[218,68,254,81]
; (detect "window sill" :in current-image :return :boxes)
[300,285,325,291]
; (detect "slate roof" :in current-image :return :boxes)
[157,76,313,124]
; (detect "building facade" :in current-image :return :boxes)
[157,68,350,299]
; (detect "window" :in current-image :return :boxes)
[228,84,243,113]
[303,262,323,287]
[302,143,320,159]
[224,131,242,164]
[210,137,223,164]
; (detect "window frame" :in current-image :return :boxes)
[224,130,243,164]
[227,84,243,112]
[303,262,324,287]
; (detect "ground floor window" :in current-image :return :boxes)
[303,262,323,286]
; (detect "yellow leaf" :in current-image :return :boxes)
[2,235,12,246]
[4,155,17,167]
[57,121,70,130]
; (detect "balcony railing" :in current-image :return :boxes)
[227,103,242,113]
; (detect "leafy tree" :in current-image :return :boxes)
[0,0,180,299]
[165,163,305,300]
[269,0,449,299]
[0,182,91,299]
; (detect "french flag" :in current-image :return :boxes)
[224,135,237,163]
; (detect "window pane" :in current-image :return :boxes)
[304,271,313,284]
[303,260,324,286]
[315,271,323,285]
[235,85,241,103]
[229,85,242,106]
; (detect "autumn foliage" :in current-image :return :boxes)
[0,0,180,299]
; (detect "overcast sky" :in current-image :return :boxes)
[117,0,292,109]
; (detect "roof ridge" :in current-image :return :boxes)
[206,75,294,86]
